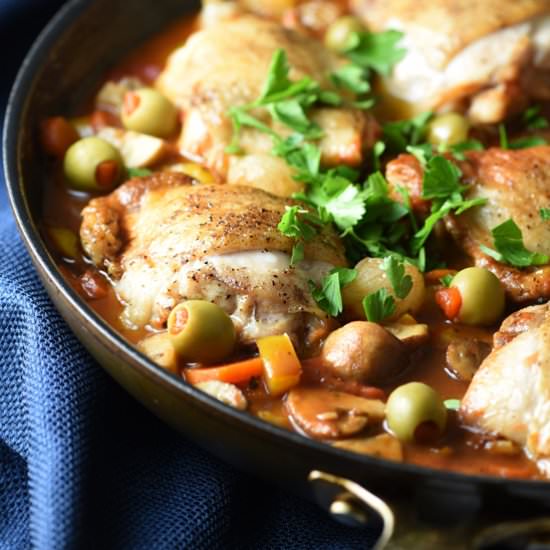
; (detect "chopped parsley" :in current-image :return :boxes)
[382,256,412,299]
[440,274,454,287]
[498,122,547,150]
[383,111,433,153]
[310,267,358,317]
[444,399,461,411]
[362,288,396,323]
[540,208,550,221]
[523,105,549,131]
[343,30,406,76]
[277,206,323,265]
[127,167,153,178]
[479,219,549,268]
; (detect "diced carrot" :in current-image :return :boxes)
[95,160,120,188]
[257,334,302,396]
[184,357,264,385]
[425,269,457,285]
[40,116,79,157]
[435,287,462,320]
[90,109,120,130]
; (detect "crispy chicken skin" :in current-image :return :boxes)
[352,0,550,123]
[386,147,550,302]
[157,15,378,197]
[461,303,550,474]
[80,173,346,349]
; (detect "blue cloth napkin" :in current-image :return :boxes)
[0,2,375,548]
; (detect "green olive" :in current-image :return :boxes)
[427,112,469,147]
[121,88,178,138]
[63,137,123,191]
[167,300,236,364]
[451,267,505,326]
[324,16,365,52]
[386,382,447,443]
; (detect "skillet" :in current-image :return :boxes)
[4,0,550,547]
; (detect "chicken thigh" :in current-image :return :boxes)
[157,15,377,197]
[352,0,550,123]
[386,146,550,302]
[461,303,550,475]
[80,173,346,351]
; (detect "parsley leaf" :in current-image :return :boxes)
[362,288,396,322]
[344,30,406,76]
[444,399,461,411]
[382,256,412,299]
[421,156,463,200]
[499,124,509,149]
[383,112,433,152]
[509,136,547,149]
[479,219,549,267]
[448,139,484,161]
[268,100,323,138]
[440,274,454,287]
[277,206,324,265]
[310,267,357,316]
[330,64,371,94]
[540,208,550,221]
[127,167,153,178]
[523,105,549,131]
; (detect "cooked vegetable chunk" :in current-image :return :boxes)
[448,267,505,326]
[257,334,302,396]
[168,300,236,364]
[121,88,178,138]
[386,382,447,443]
[64,137,123,191]
[285,387,385,439]
[321,321,406,384]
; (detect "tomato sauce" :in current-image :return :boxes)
[40,4,542,480]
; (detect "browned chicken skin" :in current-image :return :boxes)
[386,147,550,302]
[80,173,346,349]
[157,15,378,197]
[352,0,550,123]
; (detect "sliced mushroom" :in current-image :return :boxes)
[138,332,178,373]
[321,321,406,384]
[285,386,385,440]
[333,433,403,462]
[445,339,490,382]
[385,318,430,349]
[96,127,168,168]
[194,380,248,410]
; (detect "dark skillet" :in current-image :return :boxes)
[4,0,550,547]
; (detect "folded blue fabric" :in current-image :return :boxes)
[0,1,375,548]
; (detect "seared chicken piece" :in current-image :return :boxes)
[461,303,550,474]
[386,147,550,302]
[80,173,346,350]
[157,15,378,197]
[352,0,550,123]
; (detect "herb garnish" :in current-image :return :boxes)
[363,288,396,323]
[540,208,550,221]
[309,267,358,316]
[277,206,324,265]
[479,219,549,267]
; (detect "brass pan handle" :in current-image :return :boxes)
[308,470,550,549]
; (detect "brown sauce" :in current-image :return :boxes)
[41,4,542,480]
